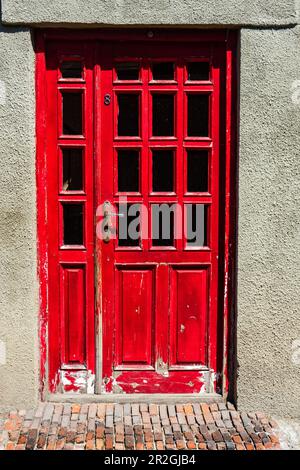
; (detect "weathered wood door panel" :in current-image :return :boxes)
[97,42,223,394]
[41,31,234,395]
[44,40,96,393]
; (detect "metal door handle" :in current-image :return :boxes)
[103,201,112,243]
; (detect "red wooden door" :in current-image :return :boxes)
[96,41,224,394]
[43,41,96,393]
[40,31,234,396]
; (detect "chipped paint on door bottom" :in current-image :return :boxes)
[60,370,95,394]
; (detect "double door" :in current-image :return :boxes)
[43,32,233,395]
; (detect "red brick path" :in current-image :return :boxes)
[0,402,280,450]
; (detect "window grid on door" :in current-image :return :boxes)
[112,59,213,250]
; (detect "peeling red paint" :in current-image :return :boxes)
[60,370,95,393]
[36,31,48,399]
[36,29,236,397]
[103,371,213,395]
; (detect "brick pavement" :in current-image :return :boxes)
[0,402,281,450]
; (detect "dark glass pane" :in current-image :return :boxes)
[118,150,140,192]
[187,150,208,192]
[62,92,83,135]
[152,63,174,80]
[152,204,175,247]
[187,62,209,81]
[118,204,140,247]
[116,63,139,80]
[63,204,83,245]
[61,61,82,79]
[152,150,174,192]
[186,204,208,247]
[118,94,139,136]
[187,94,209,137]
[152,94,174,136]
[62,148,83,191]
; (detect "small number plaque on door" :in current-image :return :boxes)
[104,94,111,105]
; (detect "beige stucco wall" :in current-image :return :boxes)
[238,27,300,418]
[1,0,297,26]
[0,25,39,410]
[0,1,299,417]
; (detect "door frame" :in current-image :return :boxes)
[35,29,237,399]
